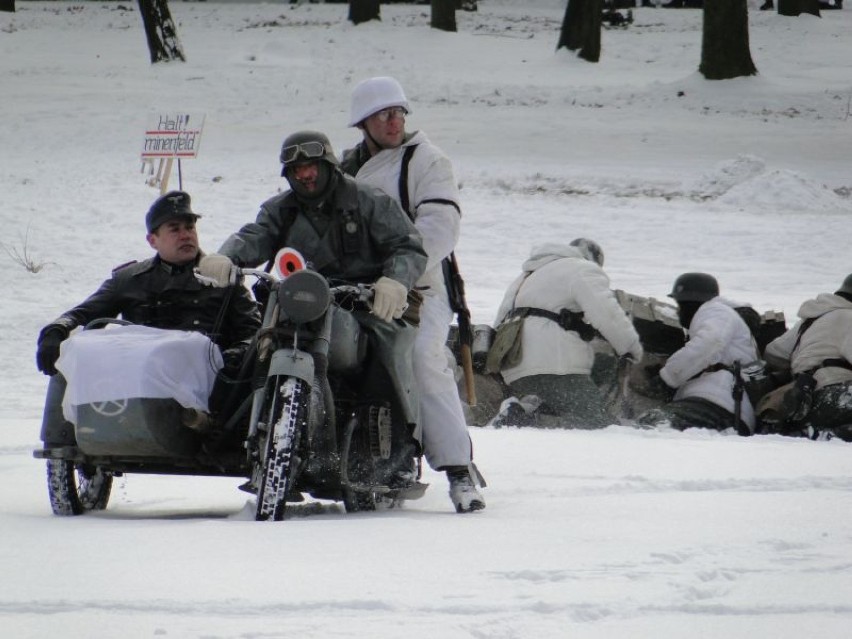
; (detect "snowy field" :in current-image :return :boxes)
[1,2,851,638]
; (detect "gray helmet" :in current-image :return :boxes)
[668,272,720,303]
[836,273,852,296]
[569,238,604,267]
[279,130,340,176]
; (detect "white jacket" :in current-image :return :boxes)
[348,130,460,298]
[494,243,642,384]
[764,293,852,390]
[660,297,759,427]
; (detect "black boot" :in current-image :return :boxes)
[40,374,78,448]
[759,0,774,9]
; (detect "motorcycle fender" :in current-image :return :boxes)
[269,348,315,383]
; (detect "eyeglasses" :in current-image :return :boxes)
[281,141,325,165]
[372,107,407,123]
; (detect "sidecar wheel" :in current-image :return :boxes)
[46,459,113,516]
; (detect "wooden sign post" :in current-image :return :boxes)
[141,113,205,194]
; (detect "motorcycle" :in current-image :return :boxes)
[34,253,425,521]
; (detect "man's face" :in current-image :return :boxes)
[289,161,320,193]
[147,219,199,265]
[362,107,406,150]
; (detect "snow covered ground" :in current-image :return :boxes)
[1,2,851,637]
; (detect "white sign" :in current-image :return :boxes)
[141,113,205,159]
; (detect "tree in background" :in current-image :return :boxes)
[700,0,757,79]
[0,0,15,13]
[137,0,185,64]
[432,0,457,32]
[556,0,602,63]
[349,0,380,25]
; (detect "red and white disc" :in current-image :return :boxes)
[272,248,306,279]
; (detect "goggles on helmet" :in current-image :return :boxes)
[280,141,326,165]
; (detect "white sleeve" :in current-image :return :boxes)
[572,264,642,358]
[410,150,461,271]
[660,306,734,387]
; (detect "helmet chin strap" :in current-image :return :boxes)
[362,122,388,154]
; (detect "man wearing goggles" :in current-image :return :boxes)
[199,129,428,485]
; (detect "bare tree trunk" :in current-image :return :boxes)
[557,0,602,63]
[137,0,185,64]
[0,0,15,13]
[349,0,380,25]
[699,0,757,80]
[431,0,458,32]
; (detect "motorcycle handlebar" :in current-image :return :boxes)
[234,268,374,302]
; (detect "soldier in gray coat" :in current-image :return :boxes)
[200,130,428,472]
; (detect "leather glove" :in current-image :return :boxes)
[372,277,408,323]
[644,370,675,402]
[221,344,249,375]
[36,327,66,376]
[196,254,236,288]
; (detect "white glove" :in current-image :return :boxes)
[628,342,644,363]
[372,277,408,323]
[196,254,236,288]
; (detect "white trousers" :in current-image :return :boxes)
[415,287,473,470]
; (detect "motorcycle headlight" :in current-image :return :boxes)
[276,270,331,324]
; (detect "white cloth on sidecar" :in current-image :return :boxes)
[56,325,223,424]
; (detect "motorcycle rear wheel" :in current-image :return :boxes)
[341,415,378,513]
[46,459,112,516]
[255,376,306,521]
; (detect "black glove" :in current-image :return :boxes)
[221,344,249,376]
[36,328,66,376]
[644,369,675,402]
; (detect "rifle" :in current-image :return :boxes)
[444,252,476,406]
[731,360,750,435]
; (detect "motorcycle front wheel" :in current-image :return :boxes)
[46,459,112,516]
[255,376,306,521]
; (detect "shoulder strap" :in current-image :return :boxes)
[398,143,462,217]
[792,316,818,353]
[398,144,418,219]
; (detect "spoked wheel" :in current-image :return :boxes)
[255,376,306,521]
[46,459,113,516]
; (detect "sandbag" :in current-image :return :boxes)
[756,372,815,429]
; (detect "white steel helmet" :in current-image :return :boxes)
[569,238,604,267]
[348,76,411,127]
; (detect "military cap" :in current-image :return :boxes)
[145,191,200,233]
